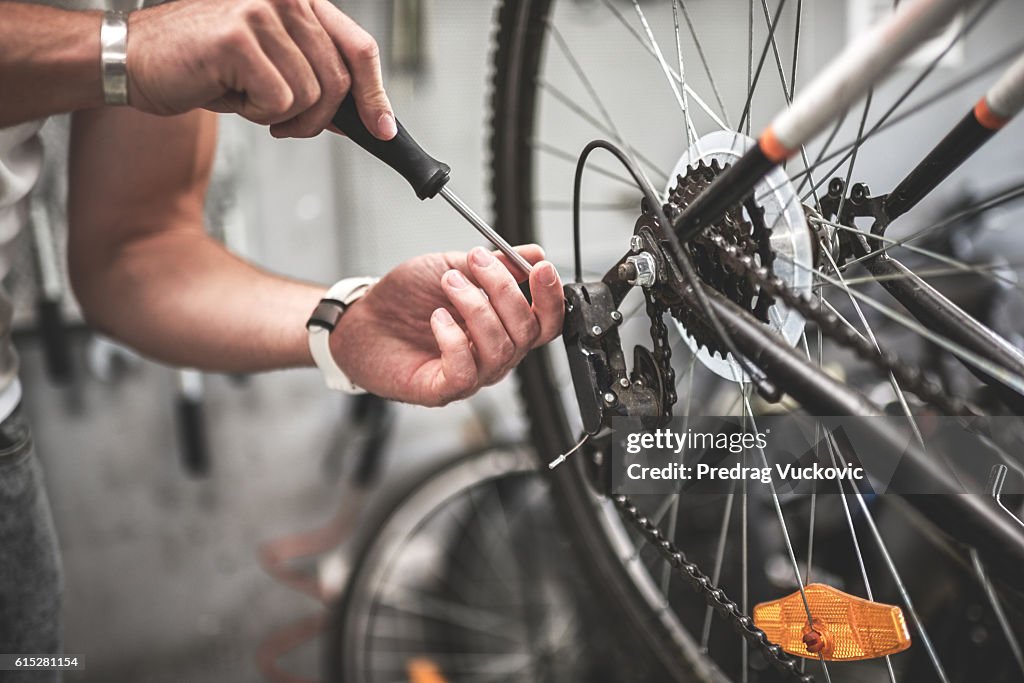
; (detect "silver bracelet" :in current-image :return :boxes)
[100,10,129,105]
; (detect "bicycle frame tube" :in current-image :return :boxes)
[848,55,1024,406]
[885,52,1024,222]
[856,248,1024,411]
[688,284,1024,583]
[673,0,976,242]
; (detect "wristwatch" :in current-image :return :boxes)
[306,277,378,394]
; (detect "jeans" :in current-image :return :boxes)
[0,406,61,683]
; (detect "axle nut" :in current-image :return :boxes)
[622,252,657,287]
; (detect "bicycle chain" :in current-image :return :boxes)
[701,232,970,417]
[646,288,677,419]
[610,261,816,682]
[611,494,816,683]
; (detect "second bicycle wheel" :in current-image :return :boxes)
[328,445,676,682]
[489,1,1024,682]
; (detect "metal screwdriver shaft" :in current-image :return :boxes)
[332,95,533,276]
[438,186,533,275]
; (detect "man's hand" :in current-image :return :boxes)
[127,0,393,139]
[332,246,564,406]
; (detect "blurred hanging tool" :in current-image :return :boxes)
[175,369,209,477]
[27,194,74,385]
[390,0,429,76]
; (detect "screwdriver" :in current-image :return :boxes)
[332,94,534,276]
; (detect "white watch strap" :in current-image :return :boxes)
[307,277,379,394]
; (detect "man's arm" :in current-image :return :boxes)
[68,107,565,404]
[0,0,395,139]
[0,3,104,127]
[68,107,321,372]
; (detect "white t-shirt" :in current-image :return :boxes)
[0,122,44,411]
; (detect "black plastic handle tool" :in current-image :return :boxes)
[331,93,536,279]
[332,94,450,200]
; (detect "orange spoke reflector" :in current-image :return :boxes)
[407,658,448,683]
[753,583,911,661]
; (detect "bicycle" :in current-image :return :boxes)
[319,2,1024,679]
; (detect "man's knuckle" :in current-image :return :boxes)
[296,83,320,110]
[219,23,253,54]
[324,65,349,98]
[336,68,352,93]
[241,0,274,24]
[497,278,521,298]
[271,0,301,13]
[495,339,516,364]
[466,299,491,318]
[354,37,380,62]
[517,319,541,344]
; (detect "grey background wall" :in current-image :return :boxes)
[10,1,1024,682]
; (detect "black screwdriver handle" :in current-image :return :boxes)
[332,93,451,200]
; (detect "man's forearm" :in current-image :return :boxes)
[0,3,104,127]
[73,228,324,373]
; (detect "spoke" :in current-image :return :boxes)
[777,251,1024,395]
[743,395,832,682]
[380,592,521,640]
[630,0,700,145]
[789,0,803,99]
[741,382,749,679]
[830,440,951,683]
[700,485,736,651]
[673,0,731,127]
[671,0,697,150]
[825,437,899,683]
[814,216,1024,292]
[792,330,899,683]
[659,495,681,595]
[596,0,729,131]
[834,90,874,221]
[757,0,823,209]
[745,0,754,136]
[549,24,660,194]
[819,262,1024,288]
[538,79,670,182]
[970,548,1024,677]
[818,244,925,447]
[741,392,750,682]
[795,109,848,196]
[537,199,636,211]
[738,0,788,135]
[532,140,638,189]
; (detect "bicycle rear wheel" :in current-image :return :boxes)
[489,1,1024,682]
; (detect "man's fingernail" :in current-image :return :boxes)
[470,247,494,267]
[539,262,558,286]
[446,270,469,289]
[378,112,397,139]
[434,308,454,325]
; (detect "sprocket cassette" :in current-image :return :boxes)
[636,158,777,356]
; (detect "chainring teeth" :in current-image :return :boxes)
[639,159,778,357]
